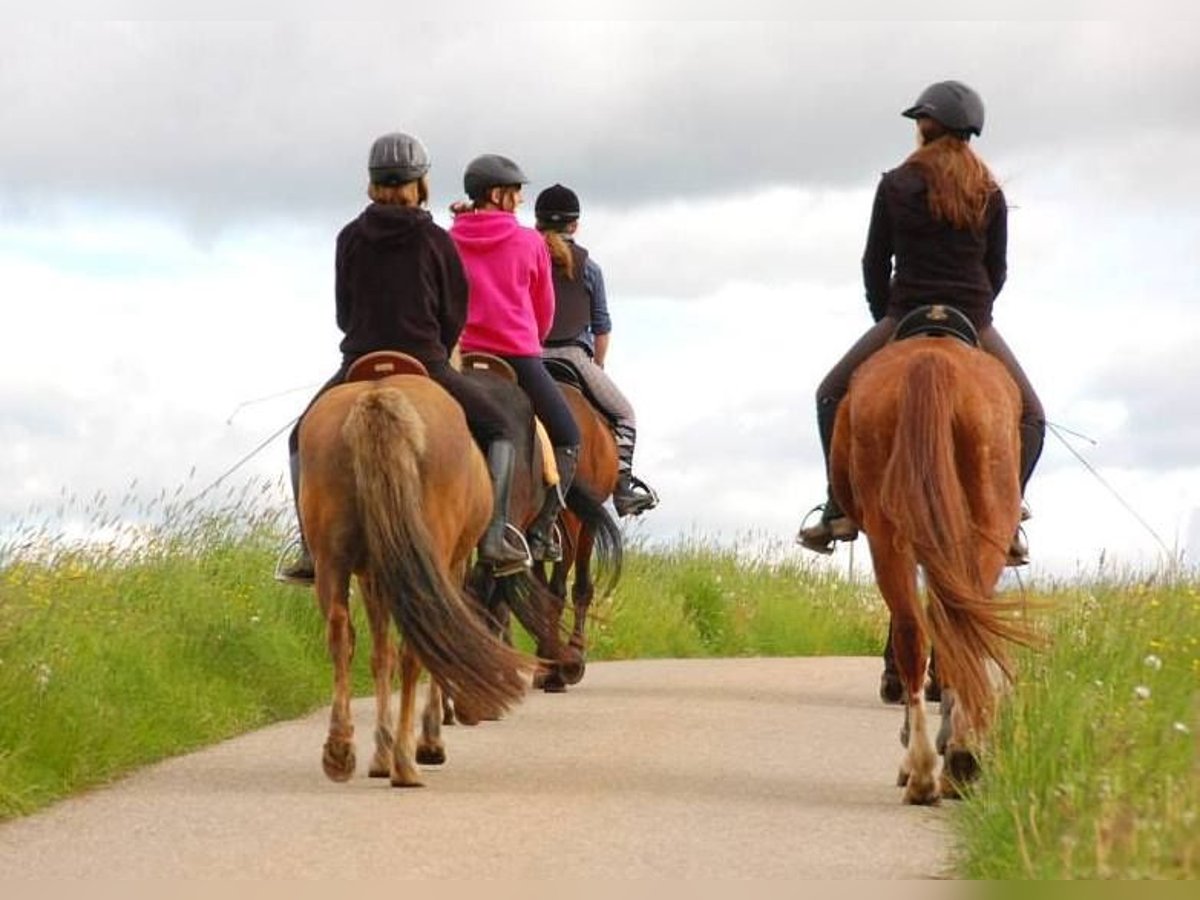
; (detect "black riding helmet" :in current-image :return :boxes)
[368,132,431,186]
[901,80,985,138]
[463,154,529,200]
[535,183,581,225]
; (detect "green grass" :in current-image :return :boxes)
[1,483,1196,880]
[952,575,1199,879]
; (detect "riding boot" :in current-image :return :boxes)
[477,439,532,575]
[527,445,579,563]
[796,398,859,554]
[612,425,659,517]
[1006,418,1045,567]
[277,451,315,585]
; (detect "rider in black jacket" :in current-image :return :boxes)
[797,81,1044,566]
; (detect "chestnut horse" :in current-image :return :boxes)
[829,334,1031,803]
[536,378,623,692]
[298,372,536,786]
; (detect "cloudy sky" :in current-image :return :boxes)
[3,16,1199,578]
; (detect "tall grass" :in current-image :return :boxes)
[2,483,1196,881]
[952,575,1199,879]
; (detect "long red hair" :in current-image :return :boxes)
[906,136,998,233]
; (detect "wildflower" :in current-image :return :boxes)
[1133,685,1152,701]
[250,614,261,624]
[1143,654,1163,671]
[1173,722,1190,735]
[34,662,53,691]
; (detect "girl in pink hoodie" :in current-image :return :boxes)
[450,154,580,563]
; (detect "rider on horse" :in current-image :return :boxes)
[449,155,582,563]
[796,81,1045,566]
[534,183,659,518]
[278,132,531,584]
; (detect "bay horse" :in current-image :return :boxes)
[459,354,620,692]
[535,369,623,692]
[829,322,1032,803]
[297,366,537,786]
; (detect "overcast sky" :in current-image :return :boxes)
[3,17,1199,577]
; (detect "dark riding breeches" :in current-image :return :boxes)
[814,319,1045,490]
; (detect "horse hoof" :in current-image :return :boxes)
[560,656,586,686]
[390,768,424,789]
[322,740,356,783]
[902,776,941,806]
[541,670,568,693]
[945,747,980,788]
[416,744,446,766]
[879,671,904,705]
[368,758,391,778]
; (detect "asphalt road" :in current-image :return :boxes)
[0,657,953,879]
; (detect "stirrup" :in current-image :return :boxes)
[795,504,858,555]
[273,537,315,586]
[1006,525,1029,567]
[614,475,659,517]
[529,520,564,563]
[480,524,532,577]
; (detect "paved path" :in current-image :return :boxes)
[0,657,953,879]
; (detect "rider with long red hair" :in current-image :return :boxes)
[797,80,1044,566]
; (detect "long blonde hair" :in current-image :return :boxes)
[906,136,998,233]
[538,226,576,280]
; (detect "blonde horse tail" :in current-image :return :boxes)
[880,350,1025,732]
[343,386,529,718]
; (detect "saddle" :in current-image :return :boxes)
[344,350,429,382]
[892,304,979,347]
[542,357,618,428]
[461,352,558,486]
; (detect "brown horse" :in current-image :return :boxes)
[297,372,535,786]
[536,379,623,692]
[829,334,1032,803]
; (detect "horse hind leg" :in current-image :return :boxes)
[361,575,397,779]
[389,643,424,787]
[321,567,357,783]
[870,535,939,804]
[418,679,447,766]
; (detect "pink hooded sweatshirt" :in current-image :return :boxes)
[449,209,555,357]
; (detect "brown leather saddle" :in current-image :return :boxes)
[344,350,429,382]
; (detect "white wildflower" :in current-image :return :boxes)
[1143,654,1163,671]
[1133,685,1152,701]
[1173,722,1190,735]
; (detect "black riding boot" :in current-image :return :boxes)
[1007,417,1046,567]
[477,439,532,575]
[612,425,659,517]
[277,451,315,585]
[796,397,858,554]
[527,445,579,563]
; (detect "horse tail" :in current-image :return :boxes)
[343,386,529,718]
[880,350,1026,732]
[566,483,623,597]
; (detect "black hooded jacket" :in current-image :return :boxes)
[335,203,469,365]
[862,161,1008,329]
